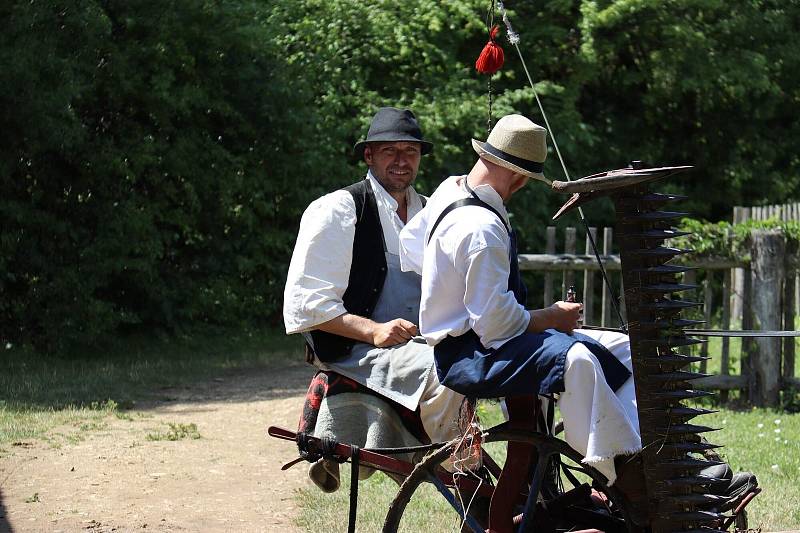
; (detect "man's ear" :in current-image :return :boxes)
[363,145,373,166]
[510,173,529,194]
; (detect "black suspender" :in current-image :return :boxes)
[426,180,510,245]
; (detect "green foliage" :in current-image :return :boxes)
[674,217,800,260]
[578,0,800,219]
[2,1,799,353]
[0,1,317,351]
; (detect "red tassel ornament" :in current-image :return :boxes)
[475,25,504,75]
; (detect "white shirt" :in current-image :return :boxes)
[283,172,425,334]
[399,176,531,349]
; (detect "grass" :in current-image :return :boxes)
[0,327,299,445]
[703,408,800,529]
[146,422,201,441]
[4,325,798,530]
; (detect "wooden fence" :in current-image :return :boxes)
[732,203,800,319]
[518,225,800,407]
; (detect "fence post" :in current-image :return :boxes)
[601,228,613,327]
[750,229,786,407]
[720,268,732,403]
[583,227,597,325]
[784,238,798,385]
[699,275,713,374]
[732,206,747,323]
[543,226,556,307]
[563,227,577,300]
[683,270,697,357]
[742,263,754,402]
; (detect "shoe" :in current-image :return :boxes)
[698,462,758,512]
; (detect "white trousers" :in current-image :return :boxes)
[418,365,466,443]
[558,329,641,484]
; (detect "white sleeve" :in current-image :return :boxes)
[398,205,428,275]
[461,239,530,349]
[282,191,356,334]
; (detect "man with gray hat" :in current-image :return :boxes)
[399,114,641,486]
[283,107,463,450]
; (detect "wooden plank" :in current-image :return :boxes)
[563,227,577,300]
[720,268,732,403]
[519,254,620,271]
[543,226,556,306]
[516,254,744,272]
[695,374,747,390]
[583,227,597,325]
[601,228,613,327]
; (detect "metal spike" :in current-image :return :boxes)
[656,458,725,471]
[623,229,692,240]
[640,336,707,348]
[639,299,703,310]
[640,354,710,366]
[622,210,690,221]
[617,193,688,209]
[639,319,706,329]
[632,264,696,274]
[658,475,728,488]
[660,493,730,507]
[640,282,698,293]
[659,442,723,454]
[649,371,712,382]
[654,423,720,434]
[666,406,717,418]
[651,390,716,401]
[660,510,725,522]
[627,247,693,258]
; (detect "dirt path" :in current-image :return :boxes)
[0,362,315,532]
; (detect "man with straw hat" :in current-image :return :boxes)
[399,114,642,487]
[284,107,464,467]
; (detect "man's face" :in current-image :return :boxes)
[364,141,422,194]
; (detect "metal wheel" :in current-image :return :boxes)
[383,428,634,533]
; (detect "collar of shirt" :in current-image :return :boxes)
[367,170,424,255]
[461,176,512,228]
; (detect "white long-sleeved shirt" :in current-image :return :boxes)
[283,172,425,334]
[399,176,531,349]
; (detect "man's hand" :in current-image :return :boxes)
[528,301,583,334]
[371,318,418,347]
[316,314,419,348]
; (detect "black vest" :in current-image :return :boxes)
[309,179,388,362]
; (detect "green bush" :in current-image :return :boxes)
[2,1,799,353]
[0,1,317,351]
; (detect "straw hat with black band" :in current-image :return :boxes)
[471,114,550,185]
[354,107,433,159]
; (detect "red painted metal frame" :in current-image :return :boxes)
[267,425,494,499]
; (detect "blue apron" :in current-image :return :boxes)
[433,196,630,399]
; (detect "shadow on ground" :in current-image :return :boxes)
[0,488,12,533]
